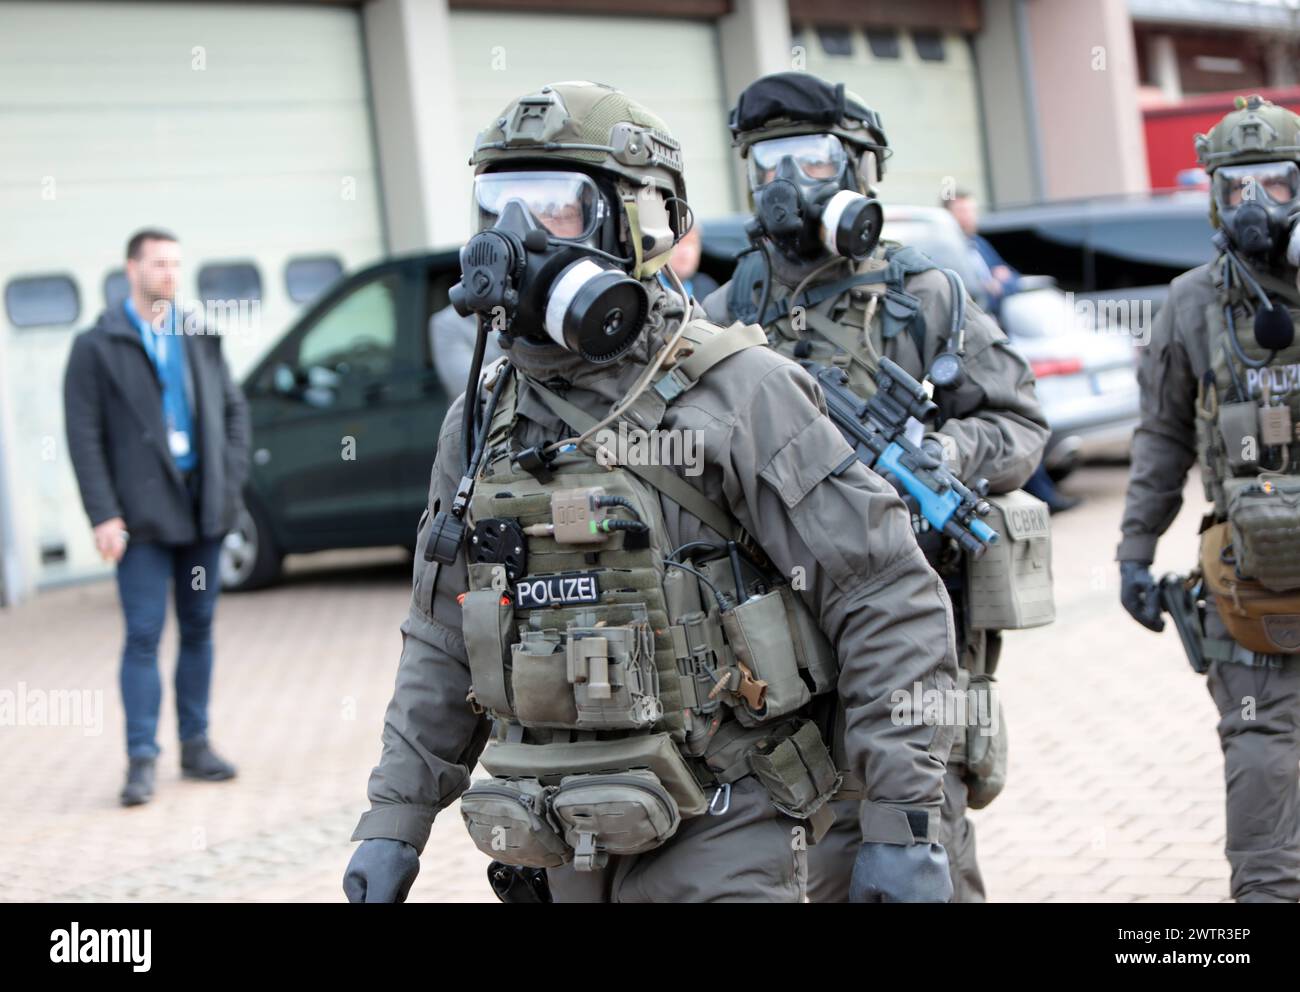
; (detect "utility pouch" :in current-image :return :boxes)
[965,491,1055,630]
[961,673,1007,810]
[746,719,841,840]
[478,731,709,818]
[721,591,811,727]
[459,777,570,869]
[1225,475,1300,592]
[461,589,517,716]
[509,618,663,730]
[1201,519,1300,653]
[1218,401,1260,471]
[550,769,682,871]
[566,619,662,729]
[511,629,579,728]
[778,584,839,694]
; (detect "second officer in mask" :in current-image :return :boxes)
[342,81,959,903]
[703,72,1051,903]
[1119,96,1300,902]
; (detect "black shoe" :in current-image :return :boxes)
[120,757,156,806]
[180,738,237,782]
[1047,494,1082,514]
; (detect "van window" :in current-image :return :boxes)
[296,273,399,379]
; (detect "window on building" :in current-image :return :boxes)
[104,269,129,311]
[866,28,901,59]
[4,274,79,328]
[913,30,946,62]
[285,255,344,305]
[295,273,399,380]
[197,262,262,307]
[817,26,853,57]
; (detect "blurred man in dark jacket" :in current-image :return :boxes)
[64,228,250,806]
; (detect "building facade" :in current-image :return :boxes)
[0,0,1154,603]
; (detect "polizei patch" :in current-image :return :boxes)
[515,571,601,609]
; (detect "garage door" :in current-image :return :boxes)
[449,10,738,222]
[0,1,386,586]
[792,24,988,209]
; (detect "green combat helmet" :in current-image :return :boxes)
[1195,95,1300,234]
[470,80,688,279]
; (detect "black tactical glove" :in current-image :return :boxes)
[343,838,421,903]
[849,841,953,903]
[1119,559,1165,632]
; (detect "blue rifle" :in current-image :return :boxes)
[808,358,998,558]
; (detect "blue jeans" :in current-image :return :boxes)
[115,539,223,759]
[1022,462,1060,504]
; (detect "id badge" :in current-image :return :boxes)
[168,429,191,458]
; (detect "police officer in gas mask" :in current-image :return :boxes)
[1120,96,1300,902]
[342,81,960,903]
[703,72,1051,903]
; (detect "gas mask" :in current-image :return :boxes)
[745,133,883,262]
[1214,160,1300,265]
[448,170,649,364]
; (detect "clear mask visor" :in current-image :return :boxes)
[747,133,847,190]
[473,171,606,241]
[1214,161,1300,210]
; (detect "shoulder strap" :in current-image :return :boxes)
[527,378,744,542]
[483,361,519,448]
[728,252,767,324]
[652,320,767,403]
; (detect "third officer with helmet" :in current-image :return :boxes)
[1119,95,1300,902]
[703,71,1053,903]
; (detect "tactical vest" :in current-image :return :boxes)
[730,241,939,400]
[455,320,842,872]
[1198,254,1300,516]
[1193,255,1300,654]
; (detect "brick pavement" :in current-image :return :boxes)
[0,466,1237,902]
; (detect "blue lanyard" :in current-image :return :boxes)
[124,298,173,380]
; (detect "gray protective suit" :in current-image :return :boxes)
[705,250,1049,902]
[1118,261,1300,903]
[352,289,960,902]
